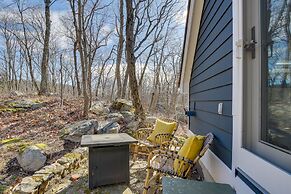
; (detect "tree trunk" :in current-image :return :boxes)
[39,0,51,95]
[60,54,64,107]
[149,57,161,112]
[115,0,124,98]
[77,0,89,118]
[73,41,82,96]
[111,77,116,100]
[125,0,145,121]
[121,66,128,98]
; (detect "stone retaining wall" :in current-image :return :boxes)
[10,148,87,194]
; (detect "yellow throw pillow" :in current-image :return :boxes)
[147,119,177,144]
[173,135,205,176]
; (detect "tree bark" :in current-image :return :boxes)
[125,0,145,121]
[115,0,124,98]
[73,41,82,96]
[149,55,161,112]
[39,0,51,95]
[60,54,64,107]
[121,66,128,98]
[77,0,89,118]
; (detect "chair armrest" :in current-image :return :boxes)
[136,127,153,132]
[170,136,184,147]
[155,134,182,151]
[154,133,173,144]
[133,128,153,140]
[150,150,194,164]
[151,149,178,156]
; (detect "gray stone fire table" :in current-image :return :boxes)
[81,133,137,189]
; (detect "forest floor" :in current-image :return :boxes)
[0,95,86,188]
[0,94,188,192]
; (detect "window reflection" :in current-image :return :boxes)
[263,0,291,151]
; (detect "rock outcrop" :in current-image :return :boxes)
[59,119,98,143]
[120,111,135,123]
[96,121,120,134]
[110,99,134,112]
[90,101,110,115]
[105,112,124,123]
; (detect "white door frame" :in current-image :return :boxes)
[232,1,291,193]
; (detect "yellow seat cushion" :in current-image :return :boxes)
[173,135,205,176]
[147,119,177,144]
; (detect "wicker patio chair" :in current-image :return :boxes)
[132,117,179,161]
[143,133,214,194]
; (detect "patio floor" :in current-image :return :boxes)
[45,155,204,194]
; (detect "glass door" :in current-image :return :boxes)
[243,0,291,173]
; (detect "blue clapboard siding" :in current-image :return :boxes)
[189,0,233,168]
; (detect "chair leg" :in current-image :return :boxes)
[153,173,161,194]
[133,144,138,161]
[147,173,161,194]
[143,167,152,194]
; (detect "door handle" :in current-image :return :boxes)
[244,26,257,59]
[244,40,257,49]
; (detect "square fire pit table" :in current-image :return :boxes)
[81,133,137,189]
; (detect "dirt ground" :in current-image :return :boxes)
[0,96,85,187]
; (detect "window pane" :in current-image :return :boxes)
[262,0,291,152]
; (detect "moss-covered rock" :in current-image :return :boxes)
[0,107,24,113]
[110,99,135,112]
[0,184,9,193]
[0,138,22,145]
[34,143,47,150]
[64,152,82,160]
[0,99,43,113]
[13,142,48,154]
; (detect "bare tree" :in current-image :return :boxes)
[15,0,39,92]
[125,0,145,120]
[0,15,18,91]
[95,47,115,97]
[68,0,112,117]
[115,0,124,98]
[39,0,52,95]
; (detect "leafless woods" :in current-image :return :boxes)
[0,0,186,119]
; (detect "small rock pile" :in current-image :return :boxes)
[59,119,98,143]
[58,99,139,147]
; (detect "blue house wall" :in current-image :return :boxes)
[189,0,233,168]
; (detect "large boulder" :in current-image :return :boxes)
[17,145,47,172]
[5,99,43,110]
[120,111,135,123]
[110,99,134,112]
[59,119,98,143]
[90,101,110,115]
[96,121,120,134]
[105,112,124,123]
